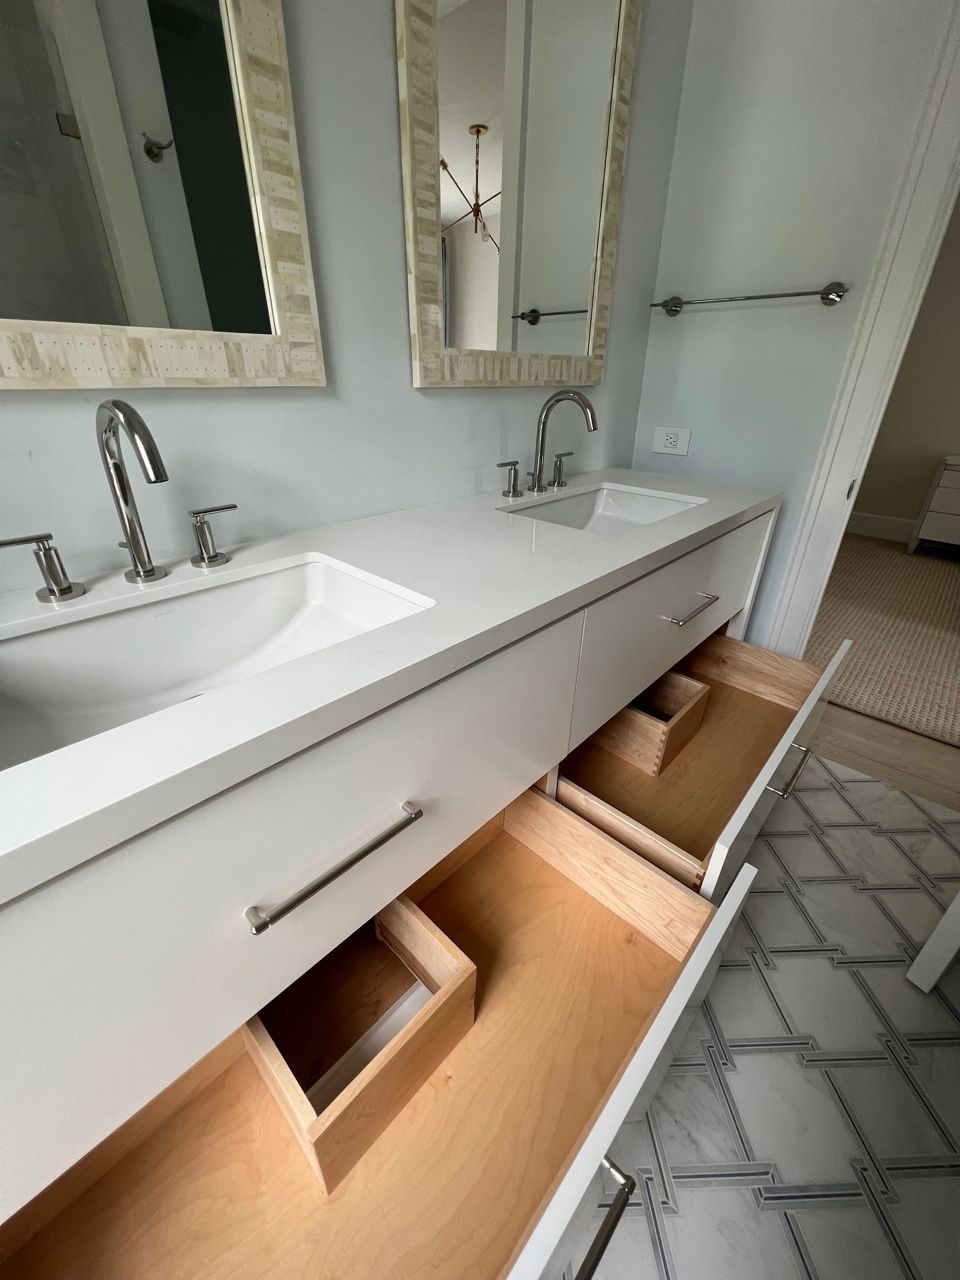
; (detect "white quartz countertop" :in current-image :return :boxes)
[0,469,779,904]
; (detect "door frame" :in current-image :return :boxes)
[765,3,960,657]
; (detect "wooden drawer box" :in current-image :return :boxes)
[3,792,752,1280]
[243,896,475,1194]
[593,671,709,775]
[559,634,848,901]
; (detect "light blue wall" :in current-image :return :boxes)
[0,0,693,593]
[633,0,956,646]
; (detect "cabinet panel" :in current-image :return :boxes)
[569,517,770,751]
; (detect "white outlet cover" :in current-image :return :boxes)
[653,427,691,455]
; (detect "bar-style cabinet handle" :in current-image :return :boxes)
[244,801,424,936]
[765,743,813,799]
[664,591,719,627]
[574,1157,636,1280]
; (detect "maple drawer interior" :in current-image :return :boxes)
[591,671,710,776]
[559,634,824,889]
[243,895,476,1195]
[2,790,714,1280]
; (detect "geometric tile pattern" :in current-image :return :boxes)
[586,756,960,1280]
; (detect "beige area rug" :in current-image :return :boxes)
[804,534,960,747]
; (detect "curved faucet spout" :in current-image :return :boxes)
[529,389,599,493]
[97,399,169,584]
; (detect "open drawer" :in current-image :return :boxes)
[1,791,753,1280]
[558,634,849,901]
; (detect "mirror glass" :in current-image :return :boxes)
[0,0,272,333]
[436,0,621,356]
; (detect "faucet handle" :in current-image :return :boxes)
[0,532,86,604]
[497,460,523,499]
[189,503,237,569]
[549,452,573,490]
[190,503,239,519]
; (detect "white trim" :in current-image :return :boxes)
[765,3,960,656]
[846,512,914,543]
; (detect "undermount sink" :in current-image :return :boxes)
[0,554,432,770]
[506,484,704,535]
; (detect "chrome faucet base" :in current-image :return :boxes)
[124,565,168,585]
[527,482,549,494]
[35,582,86,604]
[548,479,567,489]
[190,551,229,569]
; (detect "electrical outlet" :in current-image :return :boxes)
[652,427,690,456]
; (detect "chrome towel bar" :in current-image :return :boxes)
[651,280,848,317]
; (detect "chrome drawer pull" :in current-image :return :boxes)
[765,744,813,799]
[574,1157,636,1280]
[245,801,423,936]
[664,591,719,627]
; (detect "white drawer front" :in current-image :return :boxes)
[918,510,960,545]
[938,466,960,489]
[930,485,960,516]
[570,517,770,750]
[700,640,850,902]
[512,866,755,1280]
[0,615,583,1224]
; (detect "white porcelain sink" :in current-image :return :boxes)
[0,554,432,770]
[506,483,704,535]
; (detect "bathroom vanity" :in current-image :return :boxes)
[0,470,847,1277]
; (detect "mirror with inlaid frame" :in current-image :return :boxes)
[0,0,323,389]
[396,0,642,388]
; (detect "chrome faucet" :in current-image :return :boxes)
[97,399,170,583]
[528,389,598,493]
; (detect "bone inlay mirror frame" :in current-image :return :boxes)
[0,0,324,391]
[395,0,642,389]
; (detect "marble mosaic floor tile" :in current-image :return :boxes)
[910,1046,960,1137]
[795,785,869,827]
[835,1062,951,1158]
[724,1052,860,1183]
[823,826,920,883]
[859,965,960,1036]
[652,1074,742,1167]
[876,889,949,945]
[572,755,960,1280]
[834,780,931,828]
[799,881,907,955]
[665,1187,805,1280]
[706,968,787,1039]
[887,1179,960,1280]
[762,954,886,1049]
[792,1203,905,1280]
[742,891,822,949]
[765,833,845,879]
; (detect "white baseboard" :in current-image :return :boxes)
[847,511,914,543]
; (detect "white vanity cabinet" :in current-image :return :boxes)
[1,506,816,1280]
[0,614,584,1226]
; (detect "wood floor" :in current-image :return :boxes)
[812,704,960,812]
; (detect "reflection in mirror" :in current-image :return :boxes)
[0,0,271,334]
[436,0,622,356]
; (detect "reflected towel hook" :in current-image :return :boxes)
[142,132,175,164]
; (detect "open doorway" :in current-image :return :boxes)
[804,191,960,806]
